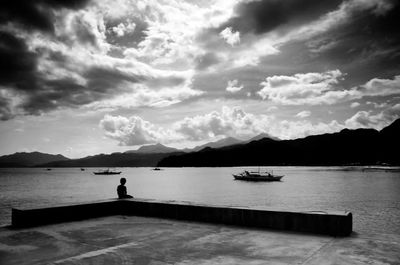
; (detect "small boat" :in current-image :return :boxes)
[152,167,162,171]
[80,168,85,171]
[46,168,52,171]
[93,169,121,175]
[233,170,283,181]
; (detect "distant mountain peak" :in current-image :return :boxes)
[137,143,165,151]
[191,136,242,152]
[125,143,179,154]
[216,136,240,143]
[247,132,280,142]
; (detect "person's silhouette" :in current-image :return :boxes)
[117,178,133,199]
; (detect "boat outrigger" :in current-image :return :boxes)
[233,169,283,181]
[93,169,121,175]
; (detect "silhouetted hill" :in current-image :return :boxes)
[380,118,400,139]
[245,133,280,142]
[4,119,399,168]
[0,152,69,167]
[158,119,400,167]
[40,151,184,167]
[378,118,400,164]
[191,137,243,151]
[125,143,180,154]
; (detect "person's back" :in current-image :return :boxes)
[117,178,133,199]
[117,184,127,198]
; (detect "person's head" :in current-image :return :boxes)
[120,178,126,185]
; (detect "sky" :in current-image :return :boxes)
[0,0,399,158]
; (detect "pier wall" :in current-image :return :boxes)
[12,199,352,236]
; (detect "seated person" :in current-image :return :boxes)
[117,177,133,199]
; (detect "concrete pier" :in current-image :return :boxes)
[1,215,399,265]
[12,198,352,236]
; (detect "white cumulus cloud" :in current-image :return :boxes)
[100,106,275,146]
[174,106,272,141]
[258,71,400,106]
[258,70,345,105]
[99,114,179,146]
[111,20,136,37]
[100,106,363,146]
[361,75,400,97]
[345,103,400,130]
[219,27,240,46]
[226,79,243,93]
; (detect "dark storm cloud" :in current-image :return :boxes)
[0,32,38,89]
[84,67,141,93]
[0,0,91,33]
[20,78,86,114]
[266,0,400,87]
[0,0,93,84]
[0,0,140,119]
[220,0,343,35]
[19,66,140,114]
[310,0,400,79]
[17,65,142,115]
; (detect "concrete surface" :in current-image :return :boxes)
[0,216,399,265]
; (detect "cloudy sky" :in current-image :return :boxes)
[0,0,399,158]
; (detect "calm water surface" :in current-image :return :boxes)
[0,167,399,235]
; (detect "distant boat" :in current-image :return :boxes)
[152,167,162,171]
[233,170,283,181]
[93,169,121,175]
[46,168,52,171]
[80,168,85,171]
[362,166,400,172]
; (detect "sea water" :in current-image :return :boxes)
[0,167,399,235]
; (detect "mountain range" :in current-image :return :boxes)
[0,136,250,167]
[0,152,69,167]
[0,120,398,167]
[158,119,400,167]
[36,134,270,167]
[125,143,180,154]
[124,134,266,153]
[185,136,243,152]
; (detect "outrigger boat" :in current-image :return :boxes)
[93,169,121,175]
[233,169,283,181]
